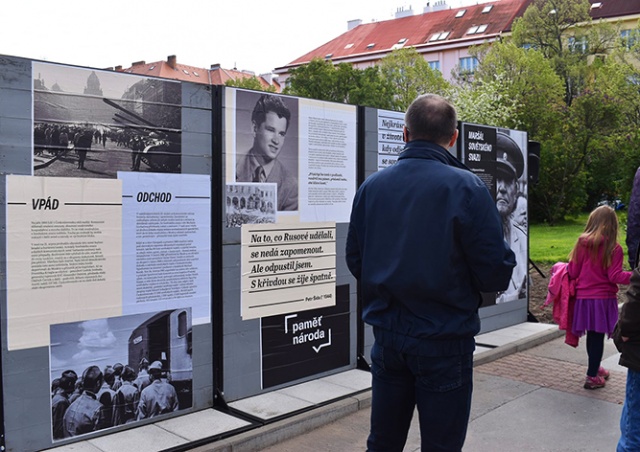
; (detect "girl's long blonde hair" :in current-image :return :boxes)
[568,205,619,268]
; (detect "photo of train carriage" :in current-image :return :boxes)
[49,308,193,441]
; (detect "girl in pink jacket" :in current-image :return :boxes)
[568,205,632,389]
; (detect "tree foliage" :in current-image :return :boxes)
[379,47,451,111]
[224,76,276,92]
[284,58,394,109]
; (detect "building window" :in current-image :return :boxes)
[429,31,450,42]
[459,56,479,74]
[621,29,639,49]
[178,311,187,337]
[482,5,493,13]
[455,9,466,18]
[392,38,408,50]
[467,25,488,35]
[568,36,588,54]
[429,61,441,72]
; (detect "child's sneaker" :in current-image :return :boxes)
[598,366,610,380]
[584,375,606,390]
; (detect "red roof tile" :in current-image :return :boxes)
[121,57,279,91]
[284,0,529,67]
[589,0,640,20]
[280,0,640,70]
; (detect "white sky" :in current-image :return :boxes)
[3,0,486,76]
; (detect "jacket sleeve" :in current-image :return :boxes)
[345,191,362,280]
[627,167,640,268]
[460,183,516,293]
[608,245,632,285]
[618,269,640,338]
[567,244,583,281]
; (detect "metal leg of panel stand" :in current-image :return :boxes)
[357,353,371,372]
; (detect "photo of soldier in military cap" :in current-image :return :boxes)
[494,131,528,304]
[460,124,528,305]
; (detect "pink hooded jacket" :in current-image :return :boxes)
[544,262,579,347]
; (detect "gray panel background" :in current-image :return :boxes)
[220,88,358,402]
[0,56,214,452]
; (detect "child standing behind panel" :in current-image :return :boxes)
[568,205,632,389]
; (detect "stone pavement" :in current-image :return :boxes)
[208,330,627,452]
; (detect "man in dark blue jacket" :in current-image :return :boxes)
[346,94,515,452]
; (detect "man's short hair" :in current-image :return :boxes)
[404,94,457,145]
[121,366,136,382]
[251,95,291,131]
[82,366,103,394]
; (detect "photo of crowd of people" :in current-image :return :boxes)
[50,309,192,441]
[33,62,182,178]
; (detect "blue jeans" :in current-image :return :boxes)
[618,369,640,451]
[368,342,473,452]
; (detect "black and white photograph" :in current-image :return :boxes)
[33,62,182,178]
[226,183,277,227]
[49,308,193,441]
[461,124,528,305]
[234,90,299,212]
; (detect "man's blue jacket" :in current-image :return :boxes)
[346,140,516,356]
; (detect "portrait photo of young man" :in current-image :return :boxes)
[235,91,299,212]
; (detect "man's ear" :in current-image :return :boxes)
[403,126,409,143]
[447,129,459,148]
[252,121,258,137]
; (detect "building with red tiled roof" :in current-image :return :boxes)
[116,55,281,92]
[274,0,640,85]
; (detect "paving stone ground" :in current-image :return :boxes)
[476,353,626,405]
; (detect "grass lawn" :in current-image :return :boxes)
[529,212,629,266]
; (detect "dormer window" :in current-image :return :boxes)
[392,38,408,50]
[467,25,488,35]
[429,31,450,42]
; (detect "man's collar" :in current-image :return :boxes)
[399,140,470,172]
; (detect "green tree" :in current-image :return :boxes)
[448,73,521,128]
[284,58,394,109]
[511,0,618,106]
[225,76,276,92]
[470,42,564,138]
[379,47,451,111]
